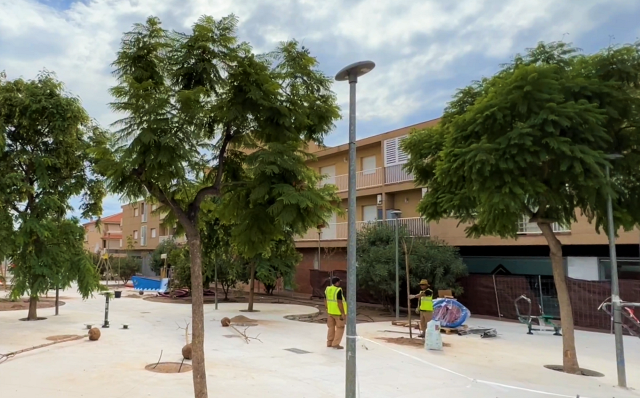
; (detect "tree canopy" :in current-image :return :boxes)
[96,15,341,398]
[0,72,105,320]
[403,41,640,374]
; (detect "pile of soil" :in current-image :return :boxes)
[230,315,258,325]
[145,362,192,373]
[378,337,451,348]
[0,298,65,312]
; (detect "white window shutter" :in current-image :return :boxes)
[141,226,147,246]
[384,138,397,166]
[397,136,409,163]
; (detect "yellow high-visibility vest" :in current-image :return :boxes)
[420,290,434,311]
[325,286,347,316]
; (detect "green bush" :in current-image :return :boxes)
[356,222,468,310]
[116,256,141,285]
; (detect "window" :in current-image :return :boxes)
[363,205,377,222]
[133,230,138,239]
[84,233,88,242]
[320,165,336,186]
[384,136,409,166]
[362,156,377,175]
[141,226,147,246]
[517,215,571,234]
[119,239,123,248]
[141,202,147,222]
[134,208,139,217]
[151,228,157,238]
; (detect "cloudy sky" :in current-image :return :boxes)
[2,0,640,219]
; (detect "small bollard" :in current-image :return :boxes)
[122,324,129,330]
[102,293,111,328]
[86,324,93,330]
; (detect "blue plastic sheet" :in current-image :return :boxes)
[433,298,470,328]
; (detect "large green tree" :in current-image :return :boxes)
[97,15,339,397]
[0,72,105,320]
[356,223,467,312]
[403,42,640,373]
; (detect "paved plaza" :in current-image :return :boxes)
[1,287,639,398]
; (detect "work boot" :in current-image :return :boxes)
[332,345,344,350]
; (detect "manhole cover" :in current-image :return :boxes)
[46,334,80,341]
[544,365,604,377]
[145,362,192,373]
[285,348,311,354]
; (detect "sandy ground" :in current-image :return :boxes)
[0,285,639,398]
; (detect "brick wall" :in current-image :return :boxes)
[294,248,347,294]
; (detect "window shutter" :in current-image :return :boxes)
[384,138,397,166]
[141,226,147,246]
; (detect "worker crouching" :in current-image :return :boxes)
[409,279,434,338]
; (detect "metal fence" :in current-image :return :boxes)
[457,274,640,332]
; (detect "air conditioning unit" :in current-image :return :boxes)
[376,194,383,205]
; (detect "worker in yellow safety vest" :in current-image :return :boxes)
[325,276,347,349]
[409,279,434,338]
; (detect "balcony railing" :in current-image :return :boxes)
[320,165,415,193]
[295,217,430,241]
[517,222,571,235]
[384,164,414,184]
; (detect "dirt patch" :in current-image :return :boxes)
[145,362,192,373]
[0,298,65,312]
[46,334,80,341]
[544,365,604,377]
[378,337,451,348]
[125,294,142,299]
[19,317,47,321]
[228,315,259,327]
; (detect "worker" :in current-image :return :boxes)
[325,276,346,349]
[409,279,434,338]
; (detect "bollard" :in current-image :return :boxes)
[102,293,111,328]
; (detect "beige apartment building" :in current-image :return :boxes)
[120,201,185,256]
[292,118,640,293]
[83,213,124,255]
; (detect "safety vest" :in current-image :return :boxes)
[420,290,434,312]
[325,286,347,316]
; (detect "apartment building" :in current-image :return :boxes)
[120,201,185,257]
[83,213,124,255]
[292,118,640,293]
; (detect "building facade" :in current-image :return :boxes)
[292,119,640,294]
[83,213,124,255]
[120,200,185,257]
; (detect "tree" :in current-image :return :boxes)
[150,237,180,274]
[116,256,141,285]
[356,223,467,312]
[96,15,339,397]
[403,41,640,374]
[0,72,106,320]
[254,236,300,295]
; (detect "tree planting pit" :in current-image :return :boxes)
[19,317,47,321]
[544,365,604,377]
[145,362,192,374]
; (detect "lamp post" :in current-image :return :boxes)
[335,60,375,398]
[391,210,402,320]
[605,153,626,388]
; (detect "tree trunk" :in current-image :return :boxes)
[27,296,38,320]
[187,232,208,398]
[247,262,256,312]
[538,222,580,374]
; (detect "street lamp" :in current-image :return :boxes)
[335,60,375,398]
[390,210,402,320]
[604,153,626,388]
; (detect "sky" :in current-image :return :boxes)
[2,0,640,220]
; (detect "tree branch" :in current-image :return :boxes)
[131,167,192,228]
[190,124,233,214]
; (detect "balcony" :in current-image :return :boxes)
[517,221,571,235]
[295,217,430,241]
[159,235,187,244]
[320,164,414,193]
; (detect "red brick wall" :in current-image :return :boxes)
[294,248,347,294]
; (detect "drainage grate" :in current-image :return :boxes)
[223,335,241,338]
[284,348,311,354]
